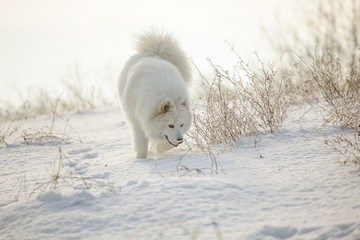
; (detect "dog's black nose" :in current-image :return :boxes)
[177,138,183,144]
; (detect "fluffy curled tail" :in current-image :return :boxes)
[134,28,191,85]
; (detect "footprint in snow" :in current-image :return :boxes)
[66,147,99,160]
[67,148,93,155]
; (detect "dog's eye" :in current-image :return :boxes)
[168,124,174,129]
[180,124,184,128]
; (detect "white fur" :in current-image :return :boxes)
[118,29,192,158]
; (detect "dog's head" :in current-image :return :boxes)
[146,98,191,147]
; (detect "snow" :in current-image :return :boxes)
[1,104,360,239]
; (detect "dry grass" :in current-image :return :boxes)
[10,95,114,202]
[21,97,82,145]
[15,146,72,201]
[287,15,360,165]
[0,62,107,146]
[185,49,295,174]
[0,96,82,146]
[189,49,295,148]
[297,48,360,130]
[0,88,54,121]
[0,119,20,146]
[264,0,360,165]
[176,142,223,176]
[321,129,360,165]
[266,0,360,96]
[0,62,116,121]
[299,49,360,165]
[15,146,116,202]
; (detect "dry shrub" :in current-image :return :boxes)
[265,0,360,165]
[297,48,360,129]
[0,62,116,121]
[21,98,83,145]
[0,88,56,120]
[21,126,73,145]
[0,119,21,146]
[15,146,116,201]
[297,49,360,165]
[284,46,360,165]
[1,97,82,146]
[190,49,295,147]
[266,0,360,97]
[177,141,223,175]
[321,130,360,165]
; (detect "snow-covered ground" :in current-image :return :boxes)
[1,103,360,240]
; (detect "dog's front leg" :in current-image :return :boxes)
[156,142,173,153]
[133,128,149,158]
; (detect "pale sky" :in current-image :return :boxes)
[0,0,297,104]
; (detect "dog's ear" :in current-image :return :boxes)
[160,98,173,114]
[180,99,189,109]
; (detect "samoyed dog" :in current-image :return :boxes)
[118,29,192,158]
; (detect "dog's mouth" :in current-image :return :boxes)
[165,135,179,147]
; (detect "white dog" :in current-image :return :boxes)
[118,29,192,158]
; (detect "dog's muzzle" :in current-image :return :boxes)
[165,135,183,147]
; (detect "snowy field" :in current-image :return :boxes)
[1,103,360,240]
